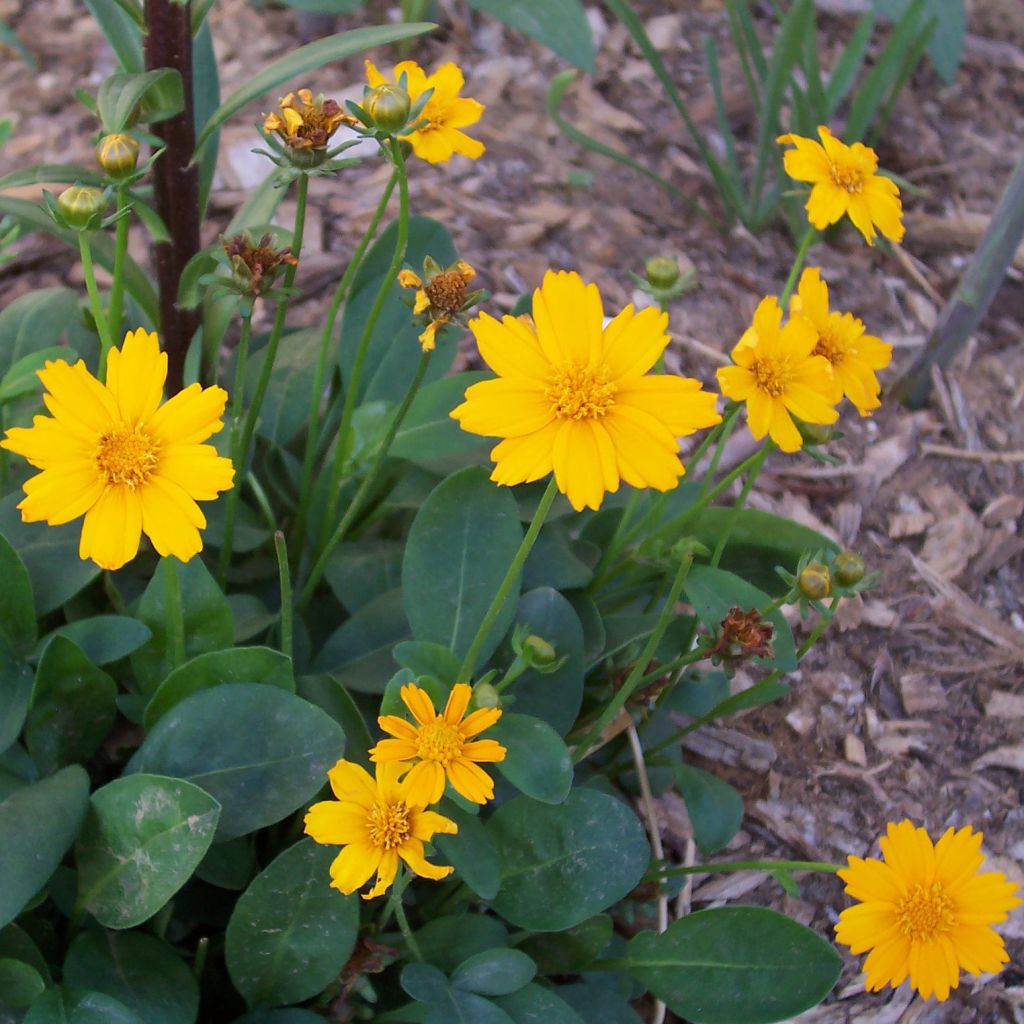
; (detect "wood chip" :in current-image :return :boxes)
[917,483,984,580]
[897,672,947,714]
[888,509,934,539]
[985,691,1024,718]
[844,734,868,767]
[981,494,1024,526]
[681,726,777,774]
[973,745,1024,773]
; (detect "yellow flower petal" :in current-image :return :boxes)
[304,801,368,846]
[600,304,669,381]
[148,382,227,447]
[400,683,437,726]
[443,684,472,724]
[18,463,104,526]
[329,842,381,896]
[78,485,143,571]
[447,758,495,803]
[139,476,204,562]
[399,838,453,881]
[400,758,446,806]
[532,270,604,368]
[327,759,378,807]
[106,328,166,428]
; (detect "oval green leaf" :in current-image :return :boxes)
[468,0,594,70]
[0,957,45,1009]
[46,616,153,666]
[434,802,501,900]
[390,372,490,463]
[495,985,586,1024]
[24,986,144,1024]
[0,531,36,655]
[491,713,572,805]
[451,948,536,997]
[673,763,744,856]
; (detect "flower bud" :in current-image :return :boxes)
[365,84,411,133]
[473,682,501,709]
[798,561,832,601]
[834,551,865,586]
[645,256,680,290]
[799,421,835,446]
[57,185,106,230]
[523,634,557,668]
[96,133,140,179]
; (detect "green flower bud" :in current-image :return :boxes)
[799,421,835,446]
[834,551,865,586]
[473,682,501,709]
[523,634,558,668]
[57,185,106,230]
[365,84,411,133]
[645,256,681,290]
[798,561,832,600]
[96,133,140,179]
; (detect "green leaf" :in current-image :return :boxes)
[415,915,508,975]
[427,993,516,1024]
[312,589,411,692]
[324,539,404,613]
[556,983,641,1024]
[521,524,594,592]
[0,494,100,616]
[232,1010,325,1024]
[24,987,144,1024]
[434,801,501,900]
[400,963,449,1004]
[194,23,436,154]
[127,684,344,840]
[683,565,796,672]
[451,949,535,997]
[490,789,649,930]
[673,764,743,855]
[0,765,89,928]
[491,714,572,805]
[0,923,50,983]
[0,345,78,403]
[468,0,593,70]
[63,931,198,1024]
[509,588,585,735]
[296,675,374,770]
[76,774,220,929]
[193,22,221,218]
[339,217,459,405]
[494,986,585,1024]
[0,650,33,758]
[98,70,183,132]
[226,838,359,1009]
[518,915,612,975]
[393,641,462,686]
[0,532,35,656]
[403,467,523,664]
[144,646,294,728]
[873,0,964,83]
[131,556,233,694]
[26,636,117,774]
[624,907,842,1024]
[0,957,45,1009]
[0,288,81,381]
[46,616,152,666]
[246,328,322,445]
[84,0,143,72]
[195,835,257,891]
[390,372,490,464]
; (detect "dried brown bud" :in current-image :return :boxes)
[712,606,774,662]
[223,232,297,295]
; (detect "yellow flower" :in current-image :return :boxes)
[304,759,458,900]
[398,259,476,351]
[365,60,484,164]
[835,820,1021,1001]
[0,329,234,571]
[791,268,892,417]
[777,126,904,246]
[370,683,505,805]
[451,270,722,511]
[263,88,351,150]
[716,296,838,452]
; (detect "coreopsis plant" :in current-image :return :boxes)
[0,6,1017,1023]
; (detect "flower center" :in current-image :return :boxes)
[367,800,412,850]
[547,364,617,420]
[812,326,846,366]
[752,356,794,398]
[95,427,158,488]
[425,271,468,313]
[896,883,955,942]
[416,720,463,767]
[830,161,864,194]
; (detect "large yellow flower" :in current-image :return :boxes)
[370,683,506,806]
[451,271,722,511]
[716,296,838,452]
[791,268,892,417]
[365,60,484,164]
[777,126,904,246]
[835,820,1021,1001]
[304,759,457,900]
[0,329,234,571]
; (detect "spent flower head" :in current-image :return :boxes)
[778,126,904,246]
[222,231,298,298]
[263,88,354,168]
[710,606,774,665]
[398,256,482,351]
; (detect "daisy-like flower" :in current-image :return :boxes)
[365,60,484,164]
[716,296,838,453]
[370,683,506,805]
[398,258,478,351]
[263,88,351,151]
[835,820,1021,1001]
[304,759,457,899]
[791,268,892,417]
[0,329,234,571]
[777,126,904,246]
[451,270,722,512]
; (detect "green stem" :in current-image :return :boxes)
[654,858,840,879]
[778,226,816,308]
[457,477,560,681]
[572,550,694,763]
[298,349,432,608]
[698,403,740,499]
[107,186,130,340]
[709,443,770,567]
[320,141,409,554]
[78,232,115,378]
[393,894,423,962]
[229,312,252,424]
[590,489,641,585]
[0,406,7,489]
[162,557,185,670]
[274,531,293,663]
[294,170,398,556]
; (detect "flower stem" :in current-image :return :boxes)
[392,892,423,962]
[709,442,770,567]
[457,476,560,681]
[572,549,694,763]
[229,311,252,424]
[107,185,130,340]
[779,226,817,308]
[653,858,840,879]
[294,170,398,557]
[78,232,115,379]
[298,349,432,609]
[274,530,292,663]
[162,557,185,670]
[319,141,409,555]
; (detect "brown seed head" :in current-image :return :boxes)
[425,269,471,313]
[712,606,774,661]
[223,233,297,294]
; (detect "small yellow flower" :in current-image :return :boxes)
[263,88,351,150]
[777,126,904,246]
[835,820,1021,1001]
[365,60,484,164]
[791,268,892,416]
[304,759,457,899]
[451,270,722,511]
[0,329,234,570]
[398,259,476,351]
[716,296,838,452]
[370,683,506,805]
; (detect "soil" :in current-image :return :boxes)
[0,0,1021,1021]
